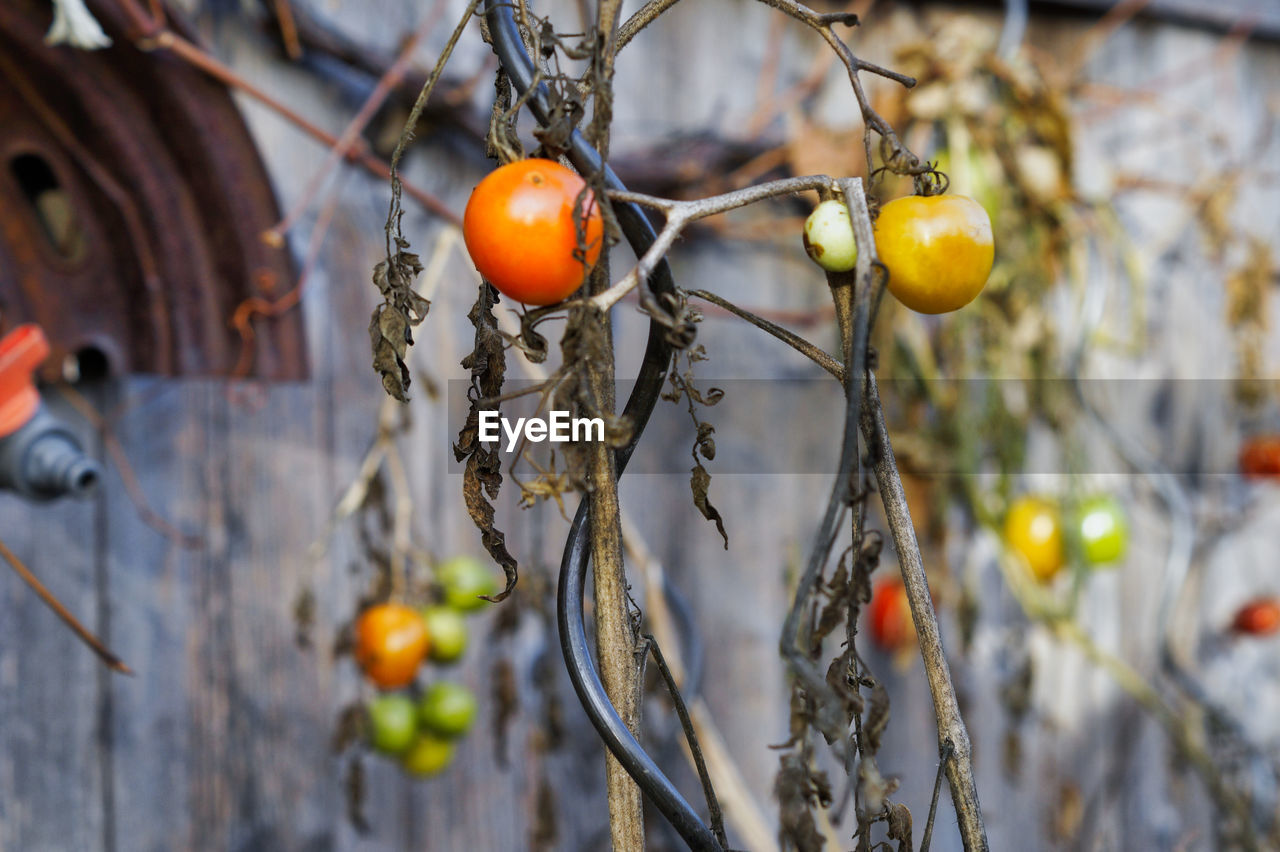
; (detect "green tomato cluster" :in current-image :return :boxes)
[366,680,479,776]
[359,554,500,777]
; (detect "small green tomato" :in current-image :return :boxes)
[437,555,499,612]
[1076,495,1128,566]
[803,200,858,273]
[401,732,455,777]
[421,605,468,664]
[419,681,478,738]
[366,693,418,755]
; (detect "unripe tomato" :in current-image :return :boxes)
[1076,495,1128,566]
[803,200,858,272]
[462,159,603,306]
[421,605,468,664]
[1239,435,1280,478]
[353,603,430,689]
[401,732,455,777]
[437,555,499,612]
[874,194,993,314]
[1231,598,1280,636]
[1004,496,1063,582]
[868,578,915,651]
[419,681,478,738]
[366,693,418,755]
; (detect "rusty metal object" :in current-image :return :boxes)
[0,0,306,380]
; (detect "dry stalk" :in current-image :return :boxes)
[839,181,988,851]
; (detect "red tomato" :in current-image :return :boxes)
[1232,598,1280,636]
[353,603,430,689]
[462,159,604,305]
[1239,436,1280,479]
[868,578,915,651]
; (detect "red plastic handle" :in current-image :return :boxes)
[0,324,49,438]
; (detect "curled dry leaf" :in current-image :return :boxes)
[370,244,429,401]
[886,801,914,850]
[453,282,519,601]
[775,750,828,852]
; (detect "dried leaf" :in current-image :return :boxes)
[690,462,728,549]
[886,802,913,851]
[863,680,891,755]
[453,282,519,600]
[775,750,827,852]
[369,249,428,401]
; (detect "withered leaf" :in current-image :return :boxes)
[344,756,370,834]
[775,750,826,852]
[863,680,891,754]
[369,249,428,402]
[886,801,913,851]
[856,756,898,819]
[690,462,728,549]
[453,281,519,600]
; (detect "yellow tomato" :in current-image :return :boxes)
[874,194,994,314]
[1004,496,1063,582]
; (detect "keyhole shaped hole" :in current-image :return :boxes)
[10,154,86,263]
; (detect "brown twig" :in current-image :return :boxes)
[232,174,346,377]
[262,0,450,244]
[271,0,303,61]
[56,386,203,549]
[685,289,844,380]
[593,175,836,310]
[837,179,986,850]
[0,536,132,674]
[111,0,459,225]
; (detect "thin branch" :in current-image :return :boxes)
[0,536,132,675]
[644,634,728,849]
[263,0,450,244]
[233,173,347,377]
[615,0,684,52]
[56,386,203,549]
[685,289,844,380]
[594,175,834,311]
[921,740,954,852]
[111,0,459,224]
[383,0,484,255]
[861,373,987,851]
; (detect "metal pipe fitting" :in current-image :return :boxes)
[0,404,101,500]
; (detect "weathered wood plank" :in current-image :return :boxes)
[0,394,106,852]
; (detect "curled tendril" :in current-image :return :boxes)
[913,162,951,197]
[869,137,951,198]
[642,291,700,349]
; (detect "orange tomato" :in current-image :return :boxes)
[353,603,430,689]
[462,159,604,305]
[1240,435,1280,479]
[874,194,994,314]
[1004,496,1063,582]
[1232,599,1280,636]
[868,578,915,651]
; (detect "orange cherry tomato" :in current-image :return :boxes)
[868,578,915,651]
[1239,435,1280,479]
[1004,496,1063,582]
[874,194,994,314]
[462,159,604,305]
[1232,598,1280,636]
[353,603,430,689]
